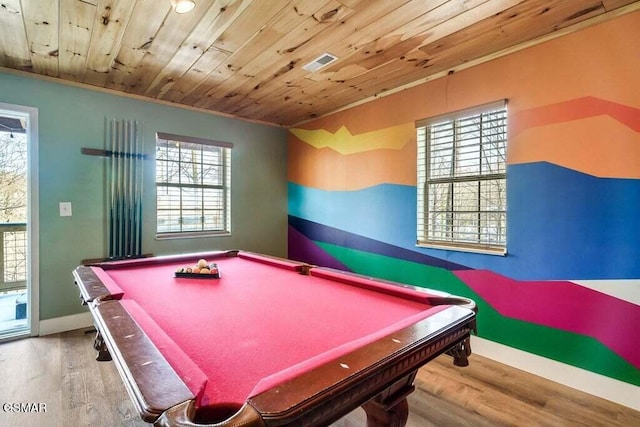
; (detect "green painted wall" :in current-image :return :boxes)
[0,71,288,321]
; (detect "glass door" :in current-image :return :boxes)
[0,105,38,340]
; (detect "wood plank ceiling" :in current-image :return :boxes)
[0,0,638,126]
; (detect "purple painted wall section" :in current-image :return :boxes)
[288,225,350,270]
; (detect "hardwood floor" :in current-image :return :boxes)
[0,330,144,427]
[333,357,640,427]
[1,329,638,427]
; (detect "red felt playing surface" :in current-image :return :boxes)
[100,255,443,409]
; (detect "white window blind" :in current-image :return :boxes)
[155,132,232,237]
[417,101,507,254]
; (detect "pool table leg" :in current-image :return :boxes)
[362,372,416,427]
[363,398,409,427]
[446,337,472,367]
[93,331,112,362]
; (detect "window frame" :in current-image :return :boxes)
[155,132,232,239]
[416,100,507,255]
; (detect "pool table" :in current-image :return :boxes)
[74,250,476,427]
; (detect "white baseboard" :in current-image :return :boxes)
[471,336,640,411]
[38,312,93,336]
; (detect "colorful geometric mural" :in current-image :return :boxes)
[288,12,640,388]
[287,149,640,385]
[288,12,640,392]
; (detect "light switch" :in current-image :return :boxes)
[59,202,72,217]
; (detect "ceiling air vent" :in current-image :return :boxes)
[303,53,338,72]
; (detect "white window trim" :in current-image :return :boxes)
[155,132,232,239]
[416,100,507,255]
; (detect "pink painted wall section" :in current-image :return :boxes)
[454,269,640,369]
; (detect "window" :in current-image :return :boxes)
[416,100,507,254]
[155,132,231,237]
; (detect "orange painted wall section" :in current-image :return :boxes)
[510,112,640,179]
[509,97,640,178]
[290,11,640,182]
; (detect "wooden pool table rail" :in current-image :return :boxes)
[91,300,194,423]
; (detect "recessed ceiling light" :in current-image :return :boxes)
[171,0,196,14]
